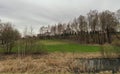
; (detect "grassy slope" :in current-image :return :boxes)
[0,39,101,53]
[39,39,101,53]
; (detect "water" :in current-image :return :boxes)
[73,58,120,73]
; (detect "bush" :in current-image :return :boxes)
[0,23,20,54]
[17,38,47,55]
[101,39,120,58]
[112,39,120,57]
[101,43,115,58]
[112,39,120,47]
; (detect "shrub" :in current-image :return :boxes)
[101,43,115,58]
[112,39,120,57]
[112,39,120,47]
[17,38,47,55]
[0,23,20,54]
[101,39,120,58]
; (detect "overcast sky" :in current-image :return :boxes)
[0,0,120,34]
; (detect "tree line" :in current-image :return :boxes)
[38,10,120,44]
[0,9,120,54]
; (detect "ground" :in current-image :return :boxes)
[0,39,119,74]
[29,39,101,53]
[0,52,110,74]
[0,53,119,74]
[0,39,101,53]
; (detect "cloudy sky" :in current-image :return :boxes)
[0,0,120,34]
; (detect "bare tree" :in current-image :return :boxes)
[0,22,20,54]
[99,10,119,43]
[71,18,79,33]
[116,9,120,32]
[71,18,79,40]
[57,23,64,35]
[87,10,99,43]
[77,15,88,43]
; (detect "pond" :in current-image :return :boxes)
[73,58,120,73]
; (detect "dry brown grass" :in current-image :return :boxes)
[0,52,116,74]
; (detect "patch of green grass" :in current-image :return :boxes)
[39,39,101,53]
[44,43,101,53]
[38,39,68,45]
[0,39,102,53]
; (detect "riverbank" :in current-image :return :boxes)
[0,52,120,74]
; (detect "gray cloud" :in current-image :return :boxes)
[0,0,120,34]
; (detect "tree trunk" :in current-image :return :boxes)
[106,28,111,43]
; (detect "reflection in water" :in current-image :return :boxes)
[73,58,120,73]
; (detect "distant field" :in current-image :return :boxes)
[0,39,101,53]
[38,39,101,53]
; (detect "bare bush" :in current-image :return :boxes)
[21,27,47,55]
[0,22,21,54]
[101,40,120,58]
